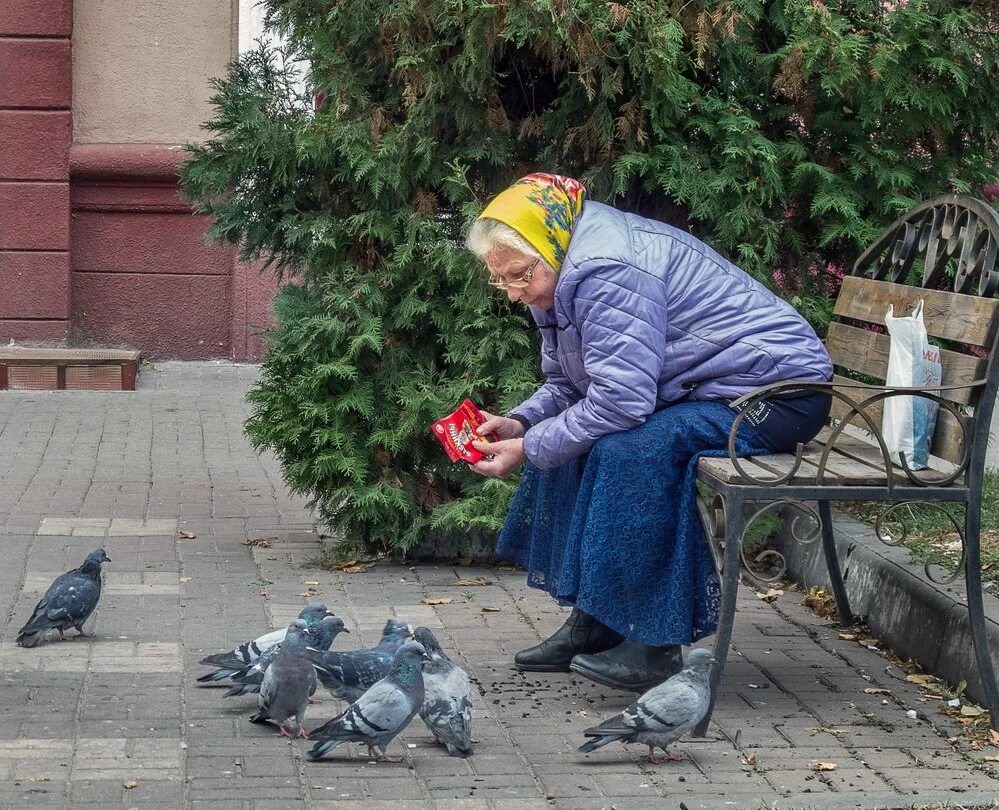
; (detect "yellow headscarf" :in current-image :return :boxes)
[477,173,587,270]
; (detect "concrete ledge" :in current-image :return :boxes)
[773,504,999,706]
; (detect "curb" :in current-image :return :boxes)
[772,504,999,708]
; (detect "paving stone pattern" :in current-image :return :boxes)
[0,362,997,809]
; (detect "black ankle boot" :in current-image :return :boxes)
[569,639,683,692]
[514,608,623,672]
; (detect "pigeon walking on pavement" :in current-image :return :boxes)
[578,647,715,764]
[249,619,317,737]
[309,618,412,702]
[197,602,333,683]
[224,616,349,698]
[17,548,111,647]
[412,627,473,757]
[306,641,428,762]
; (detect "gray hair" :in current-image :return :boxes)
[466,218,544,264]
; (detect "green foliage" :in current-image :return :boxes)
[181,0,999,555]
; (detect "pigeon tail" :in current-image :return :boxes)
[223,683,261,698]
[305,739,344,760]
[578,733,626,754]
[196,668,240,683]
[15,629,45,648]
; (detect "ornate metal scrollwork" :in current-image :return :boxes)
[724,379,983,489]
[737,499,823,585]
[854,195,999,297]
[874,501,967,585]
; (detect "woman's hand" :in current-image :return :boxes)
[469,438,526,478]
[477,411,526,440]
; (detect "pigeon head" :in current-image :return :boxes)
[395,641,427,665]
[382,618,413,641]
[392,641,429,682]
[80,548,111,574]
[299,602,332,627]
[309,616,349,649]
[686,648,715,670]
[284,619,311,648]
[412,627,444,657]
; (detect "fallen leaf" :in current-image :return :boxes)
[811,762,838,772]
[178,530,197,539]
[481,606,502,612]
[961,704,986,717]
[971,740,983,751]
[756,587,783,603]
[421,597,454,606]
[985,754,999,762]
[332,560,374,573]
[455,576,491,587]
[905,673,936,685]
[123,780,138,789]
[454,557,474,566]
[179,577,192,584]
[243,537,271,547]
[741,753,757,766]
[989,729,999,747]
[862,687,891,695]
[303,580,319,586]
[806,727,847,735]
[298,591,322,598]
[838,633,857,641]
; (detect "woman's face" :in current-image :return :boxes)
[484,245,559,310]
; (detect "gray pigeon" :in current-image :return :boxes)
[309,618,412,702]
[17,549,110,647]
[306,640,428,762]
[197,602,333,683]
[249,619,318,737]
[412,627,473,757]
[578,648,715,763]
[224,616,349,698]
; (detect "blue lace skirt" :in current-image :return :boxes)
[497,401,772,646]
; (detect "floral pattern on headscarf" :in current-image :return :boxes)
[477,173,587,270]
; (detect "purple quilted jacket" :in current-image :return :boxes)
[513,201,832,469]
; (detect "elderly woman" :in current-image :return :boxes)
[465,174,832,692]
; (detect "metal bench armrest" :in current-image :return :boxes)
[724,378,988,487]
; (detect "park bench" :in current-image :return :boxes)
[693,194,999,735]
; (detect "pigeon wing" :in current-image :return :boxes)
[421,665,473,755]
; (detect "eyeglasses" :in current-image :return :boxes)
[487,257,540,290]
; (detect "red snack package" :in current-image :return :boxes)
[431,399,491,463]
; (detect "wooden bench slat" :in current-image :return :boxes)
[833,276,999,347]
[825,322,985,406]
[697,427,952,486]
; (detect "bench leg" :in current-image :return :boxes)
[818,501,853,625]
[693,494,743,738]
[965,501,999,731]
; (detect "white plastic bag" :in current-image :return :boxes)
[882,301,941,470]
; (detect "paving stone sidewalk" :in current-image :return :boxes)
[1,361,997,809]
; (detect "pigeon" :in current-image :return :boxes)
[224,616,349,698]
[249,619,317,737]
[309,618,412,702]
[578,647,715,764]
[197,602,332,683]
[17,548,111,647]
[412,627,473,757]
[306,640,428,762]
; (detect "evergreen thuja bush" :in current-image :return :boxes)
[181,0,999,556]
